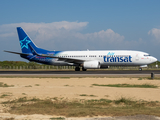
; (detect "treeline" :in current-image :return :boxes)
[0,61,40,67]
[0,61,74,69]
[150,61,160,66]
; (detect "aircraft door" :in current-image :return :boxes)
[149,57,152,61]
[135,54,139,61]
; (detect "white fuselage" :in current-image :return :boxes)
[50,50,157,67]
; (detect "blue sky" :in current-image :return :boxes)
[0,0,160,61]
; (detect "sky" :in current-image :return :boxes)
[0,0,160,61]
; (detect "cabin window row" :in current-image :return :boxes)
[57,55,95,57]
[56,55,130,58]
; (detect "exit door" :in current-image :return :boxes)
[135,54,139,61]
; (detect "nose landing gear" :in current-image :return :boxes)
[139,68,142,71]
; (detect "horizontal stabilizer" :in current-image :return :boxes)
[4,50,30,56]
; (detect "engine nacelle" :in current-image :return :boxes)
[83,61,100,69]
[140,65,148,68]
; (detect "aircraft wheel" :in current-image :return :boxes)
[75,67,80,71]
[139,68,142,71]
[82,67,87,71]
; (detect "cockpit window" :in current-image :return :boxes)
[144,54,151,56]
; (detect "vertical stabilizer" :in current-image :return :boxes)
[17,27,38,53]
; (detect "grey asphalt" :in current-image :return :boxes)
[67,115,160,120]
[0,70,159,74]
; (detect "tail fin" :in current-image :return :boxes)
[17,27,38,54]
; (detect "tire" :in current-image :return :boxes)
[75,67,80,71]
[82,67,87,71]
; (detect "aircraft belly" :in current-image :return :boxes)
[102,62,135,66]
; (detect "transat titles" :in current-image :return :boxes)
[104,52,132,63]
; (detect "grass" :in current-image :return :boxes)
[114,97,136,105]
[147,77,160,80]
[0,94,11,98]
[92,83,158,88]
[64,84,74,87]
[25,85,32,87]
[79,94,88,96]
[4,118,15,120]
[50,117,65,120]
[35,84,40,86]
[2,97,160,117]
[0,92,12,98]
[138,77,143,80]
[104,95,109,97]
[59,77,70,79]
[0,82,14,87]
[79,94,97,97]
[89,95,97,97]
[2,97,40,104]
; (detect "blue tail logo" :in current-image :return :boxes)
[20,36,31,49]
[17,27,50,54]
[17,27,37,53]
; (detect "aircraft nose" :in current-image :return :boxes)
[152,57,157,62]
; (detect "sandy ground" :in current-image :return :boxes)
[0,77,160,120]
[0,77,160,101]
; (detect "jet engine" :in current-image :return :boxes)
[140,65,148,68]
[83,61,100,69]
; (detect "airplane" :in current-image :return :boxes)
[4,27,157,71]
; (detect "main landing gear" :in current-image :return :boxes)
[82,67,87,71]
[75,67,80,71]
[75,67,87,71]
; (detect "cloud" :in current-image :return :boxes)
[0,21,88,32]
[0,21,124,44]
[86,29,124,43]
[148,28,160,41]
[0,21,88,41]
